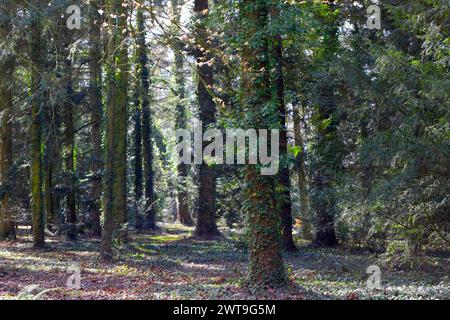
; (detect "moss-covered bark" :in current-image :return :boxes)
[102,0,129,258]
[136,8,156,231]
[242,0,287,288]
[30,8,45,248]
[293,107,313,240]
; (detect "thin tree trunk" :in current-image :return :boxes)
[271,8,297,251]
[172,0,193,226]
[292,107,313,240]
[193,0,220,239]
[137,8,156,231]
[133,75,143,229]
[0,19,15,239]
[30,9,45,248]
[311,4,340,248]
[88,0,103,237]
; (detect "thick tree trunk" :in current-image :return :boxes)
[88,0,103,237]
[30,11,45,249]
[0,23,15,239]
[172,0,193,226]
[102,0,129,258]
[242,0,287,288]
[193,0,220,239]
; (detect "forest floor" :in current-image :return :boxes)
[0,223,448,300]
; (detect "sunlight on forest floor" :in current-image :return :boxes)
[0,223,448,300]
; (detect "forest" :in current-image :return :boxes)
[0,0,449,301]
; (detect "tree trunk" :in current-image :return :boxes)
[88,0,103,237]
[102,0,129,258]
[242,0,287,288]
[30,9,45,248]
[133,76,143,229]
[311,5,340,248]
[172,0,193,226]
[271,9,297,251]
[193,0,220,239]
[137,8,156,231]
[0,18,15,239]
[62,29,77,241]
[292,107,313,240]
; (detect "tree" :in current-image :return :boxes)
[193,0,221,238]
[241,0,287,287]
[171,0,193,226]
[292,106,312,240]
[270,5,297,251]
[88,0,104,237]
[310,4,341,247]
[61,27,77,241]
[0,7,15,240]
[102,0,129,258]
[136,4,156,230]
[29,4,45,248]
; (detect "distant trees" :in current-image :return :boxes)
[136,5,156,231]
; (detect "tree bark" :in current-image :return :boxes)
[193,0,221,239]
[88,0,103,237]
[172,0,193,226]
[136,8,156,231]
[0,17,15,239]
[271,8,297,251]
[30,8,45,248]
[102,0,129,258]
[242,0,287,288]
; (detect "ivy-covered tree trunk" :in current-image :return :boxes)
[271,9,297,251]
[242,0,287,288]
[30,8,45,249]
[193,0,220,239]
[0,15,15,240]
[88,0,103,237]
[172,0,193,226]
[293,106,312,240]
[137,8,156,231]
[102,0,129,258]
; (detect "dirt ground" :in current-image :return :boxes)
[0,223,448,300]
